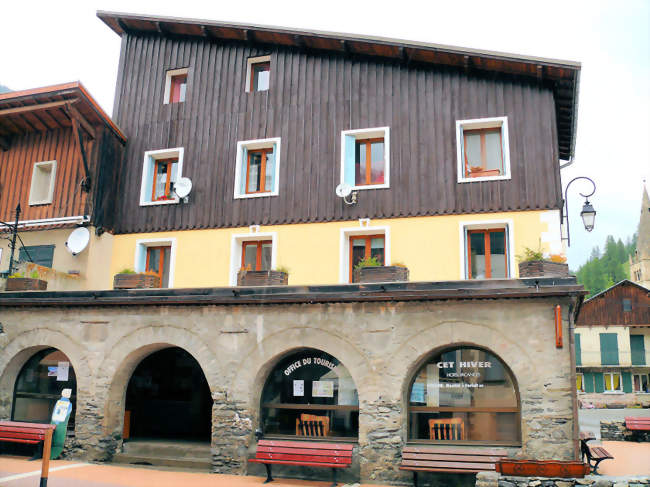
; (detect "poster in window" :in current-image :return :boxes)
[293,379,304,397]
[312,380,334,398]
[47,366,58,377]
[410,381,425,403]
[56,362,69,382]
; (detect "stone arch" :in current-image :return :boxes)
[99,325,217,440]
[0,328,89,424]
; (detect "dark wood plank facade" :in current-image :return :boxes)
[110,28,572,234]
[576,281,650,327]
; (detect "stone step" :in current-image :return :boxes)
[121,439,211,459]
[112,452,212,471]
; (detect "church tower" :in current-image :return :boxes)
[630,185,650,288]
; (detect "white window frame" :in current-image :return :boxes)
[28,160,57,206]
[229,232,278,286]
[163,68,189,104]
[603,371,623,393]
[458,219,515,280]
[246,55,271,93]
[134,237,177,288]
[234,137,281,199]
[456,116,511,183]
[139,147,184,206]
[339,225,390,284]
[576,372,584,393]
[340,127,390,191]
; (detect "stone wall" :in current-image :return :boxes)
[579,394,650,409]
[601,421,650,442]
[0,295,578,484]
[477,472,650,487]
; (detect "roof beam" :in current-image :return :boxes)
[0,99,76,117]
[65,103,96,139]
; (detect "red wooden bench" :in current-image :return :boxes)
[0,421,56,487]
[400,445,508,487]
[625,417,650,431]
[249,439,353,486]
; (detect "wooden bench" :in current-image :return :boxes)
[625,416,650,440]
[400,445,508,487]
[0,421,56,487]
[581,444,613,473]
[249,439,353,486]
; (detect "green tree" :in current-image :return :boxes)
[576,234,636,297]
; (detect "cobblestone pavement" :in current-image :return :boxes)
[0,456,379,487]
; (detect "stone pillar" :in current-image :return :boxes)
[211,389,253,474]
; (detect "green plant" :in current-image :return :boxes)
[517,246,544,263]
[29,270,40,279]
[274,265,290,274]
[118,268,136,274]
[8,272,24,278]
[354,256,382,270]
[391,261,407,268]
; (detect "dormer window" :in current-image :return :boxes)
[246,56,271,92]
[164,68,188,104]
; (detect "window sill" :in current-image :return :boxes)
[140,198,179,206]
[458,174,511,183]
[603,391,624,394]
[234,192,278,199]
[350,183,390,191]
[29,200,53,206]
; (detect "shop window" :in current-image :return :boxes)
[349,234,384,282]
[164,68,188,104]
[246,56,271,92]
[408,346,520,444]
[13,348,76,429]
[603,372,622,393]
[260,349,359,439]
[632,373,649,393]
[576,373,584,392]
[140,148,184,206]
[466,228,509,279]
[145,246,171,288]
[456,117,510,182]
[29,161,57,206]
[234,138,281,198]
[340,127,390,190]
[241,240,272,271]
[135,238,176,288]
[19,244,55,268]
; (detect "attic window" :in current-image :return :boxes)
[246,56,271,92]
[164,68,188,104]
[29,161,57,206]
[623,299,632,312]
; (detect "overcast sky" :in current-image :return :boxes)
[1,0,648,268]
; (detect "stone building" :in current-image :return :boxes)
[630,186,650,288]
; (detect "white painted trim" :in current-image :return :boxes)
[233,137,281,199]
[340,127,390,190]
[456,116,511,183]
[245,55,271,93]
[134,237,177,288]
[1,215,89,230]
[229,231,278,285]
[28,160,57,206]
[163,68,189,105]
[457,218,515,280]
[139,147,184,206]
[339,225,391,283]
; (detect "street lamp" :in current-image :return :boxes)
[562,176,597,247]
[0,204,22,276]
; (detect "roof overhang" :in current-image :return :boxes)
[97,11,580,160]
[0,82,126,149]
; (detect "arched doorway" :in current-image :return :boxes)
[407,345,520,444]
[260,348,359,439]
[124,347,212,441]
[12,348,77,428]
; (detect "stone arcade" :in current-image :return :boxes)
[0,278,583,484]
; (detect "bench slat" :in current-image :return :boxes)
[0,421,54,430]
[403,452,504,463]
[257,439,353,451]
[402,445,508,456]
[254,452,352,464]
[401,459,496,470]
[625,417,650,431]
[0,437,40,444]
[256,446,352,457]
[400,465,492,473]
[0,431,46,441]
[590,447,613,460]
[0,426,49,436]
[249,458,350,468]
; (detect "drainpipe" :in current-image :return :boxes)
[567,302,580,461]
[559,157,574,170]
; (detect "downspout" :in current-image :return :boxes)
[568,301,580,461]
[559,157,574,170]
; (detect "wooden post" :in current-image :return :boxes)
[40,427,53,487]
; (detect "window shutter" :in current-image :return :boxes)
[593,372,604,393]
[170,161,178,184]
[19,245,55,268]
[240,147,248,195]
[344,135,356,186]
[622,371,633,393]
[143,157,154,202]
[266,144,276,191]
[575,334,582,366]
[459,125,465,175]
[136,246,147,273]
[631,335,646,365]
[600,333,619,365]
[583,372,595,393]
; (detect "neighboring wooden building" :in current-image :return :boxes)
[0,82,126,289]
[575,280,650,405]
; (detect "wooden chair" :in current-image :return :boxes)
[296,414,330,437]
[428,418,464,440]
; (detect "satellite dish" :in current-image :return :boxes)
[174,177,193,198]
[65,227,90,256]
[335,182,352,198]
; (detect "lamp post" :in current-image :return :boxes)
[0,204,21,276]
[562,177,596,247]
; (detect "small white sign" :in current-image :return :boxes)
[56,361,69,382]
[312,380,334,398]
[293,380,304,396]
[47,366,57,377]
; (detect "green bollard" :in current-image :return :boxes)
[50,388,73,459]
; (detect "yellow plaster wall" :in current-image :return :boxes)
[576,326,650,367]
[109,209,562,290]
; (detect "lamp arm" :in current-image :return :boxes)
[562,177,596,247]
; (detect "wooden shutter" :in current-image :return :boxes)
[630,335,646,365]
[19,245,55,268]
[599,333,619,365]
[575,333,582,366]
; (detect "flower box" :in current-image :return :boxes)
[353,265,409,283]
[518,260,569,278]
[496,459,590,478]
[237,270,288,286]
[469,168,501,178]
[113,273,160,289]
[5,278,48,291]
